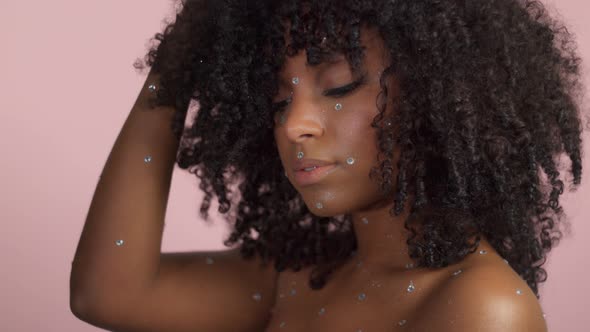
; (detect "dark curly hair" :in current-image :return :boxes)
[134,0,589,299]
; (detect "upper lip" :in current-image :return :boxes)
[293,158,335,171]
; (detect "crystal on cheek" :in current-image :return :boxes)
[292,77,300,85]
[115,239,124,246]
[335,103,343,111]
[148,84,157,92]
[315,202,324,209]
[347,157,355,165]
[297,151,304,159]
[407,280,415,293]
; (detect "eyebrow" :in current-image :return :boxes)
[277,52,350,87]
[316,52,346,65]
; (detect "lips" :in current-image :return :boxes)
[291,158,339,186]
[293,158,335,172]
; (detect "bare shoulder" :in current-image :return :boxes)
[416,255,548,332]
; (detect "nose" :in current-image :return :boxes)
[283,92,324,143]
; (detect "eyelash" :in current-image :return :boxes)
[272,76,366,112]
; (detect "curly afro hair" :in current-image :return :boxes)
[134,0,589,298]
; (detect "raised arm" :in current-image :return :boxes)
[69,70,278,332]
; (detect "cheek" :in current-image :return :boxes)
[332,96,379,155]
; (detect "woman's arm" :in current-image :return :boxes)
[70,70,179,306]
[69,70,279,332]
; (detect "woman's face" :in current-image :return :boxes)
[273,27,398,217]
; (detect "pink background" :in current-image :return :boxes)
[1,0,588,331]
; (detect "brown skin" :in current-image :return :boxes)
[269,26,547,331]
[274,25,412,270]
[273,25,445,271]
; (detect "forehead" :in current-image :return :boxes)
[280,25,388,73]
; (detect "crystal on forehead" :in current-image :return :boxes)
[144,155,152,163]
[115,239,124,246]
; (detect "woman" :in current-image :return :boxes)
[70,0,588,331]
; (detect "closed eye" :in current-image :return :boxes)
[272,74,367,111]
[323,75,366,97]
[272,96,292,112]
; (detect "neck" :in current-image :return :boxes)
[349,195,417,272]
